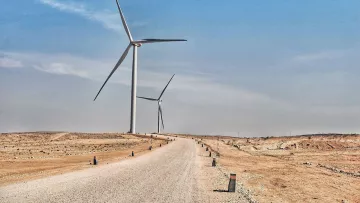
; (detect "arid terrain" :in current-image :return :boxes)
[1,132,360,202]
[184,134,360,203]
[1,136,247,203]
[0,132,167,186]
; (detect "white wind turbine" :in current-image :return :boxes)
[137,74,175,134]
[93,0,186,134]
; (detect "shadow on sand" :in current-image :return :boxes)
[213,189,229,193]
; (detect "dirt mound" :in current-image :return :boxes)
[284,139,360,150]
[285,140,338,150]
[56,133,127,140]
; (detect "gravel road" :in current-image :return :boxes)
[0,137,248,203]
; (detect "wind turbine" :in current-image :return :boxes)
[93,0,186,134]
[137,74,175,134]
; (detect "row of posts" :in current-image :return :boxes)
[91,136,174,165]
[197,139,236,193]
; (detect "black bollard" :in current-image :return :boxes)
[228,174,236,192]
[93,156,97,165]
[149,146,152,150]
[212,158,216,167]
[206,147,208,151]
[131,151,134,157]
[160,144,162,147]
[209,151,212,157]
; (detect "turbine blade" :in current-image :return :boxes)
[93,43,132,101]
[159,105,164,129]
[134,39,187,44]
[115,0,133,41]
[137,96,158,101]
[158,74,175,100]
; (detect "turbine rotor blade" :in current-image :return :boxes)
[137,96,158,101]
[158,74,175,100]
[159,105,164,129]
[115,0,133,41]
[93,43,132,101]
[133,39,187,44]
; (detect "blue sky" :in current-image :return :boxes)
[1,0,360,136]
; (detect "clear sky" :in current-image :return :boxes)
[1,0,360,136]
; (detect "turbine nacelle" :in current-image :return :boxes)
[132,43,142,47]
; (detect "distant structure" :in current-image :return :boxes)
[137,74,175,134]
[93,0,186,134]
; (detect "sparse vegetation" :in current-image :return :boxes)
[0,132,166,186]
[182,133,360,203]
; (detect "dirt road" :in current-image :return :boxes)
[0,138,247,203]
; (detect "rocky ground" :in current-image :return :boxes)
[1,137,248,203]
[182,134,360,203]
[0,132,167,186]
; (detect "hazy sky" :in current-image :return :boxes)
[1,0,360,136]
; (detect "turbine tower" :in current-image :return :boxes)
[93,0,186,134]
[138,74,175,134]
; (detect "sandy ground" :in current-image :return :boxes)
[0,137,248,203]
[6,131,356,202]
[0,132,167,186]
[185,134,360,203]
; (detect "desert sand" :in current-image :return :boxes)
[0,132,166,186]
[1,137,247,203]
[185,134,360,203]
[2,132,360,202]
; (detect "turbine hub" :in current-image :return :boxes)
[134,43,142,47]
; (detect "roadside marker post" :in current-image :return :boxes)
[228,173,236,192]
[206,147,208,151]
[132,151,134,156]
[209,151,211,157]
[93,156,97,165]
[212,158,216,167]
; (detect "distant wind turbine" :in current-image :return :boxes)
[137,74,175,134]
[93,0,186,134]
